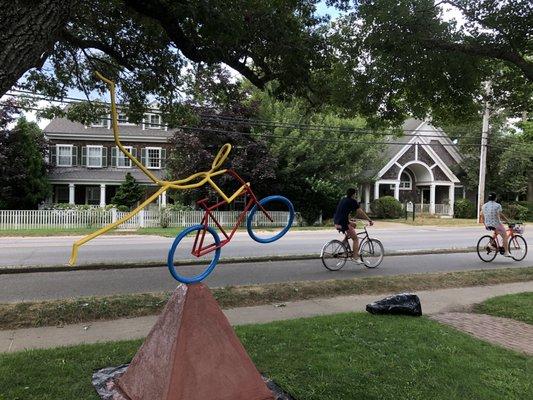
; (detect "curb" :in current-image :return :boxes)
[0,247,477,275]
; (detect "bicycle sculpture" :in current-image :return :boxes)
[69,72,295,283]
[320,220,384,270]
[476,222,527,262]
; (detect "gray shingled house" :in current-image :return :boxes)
[359,119,467,216]
[43,111,172,207]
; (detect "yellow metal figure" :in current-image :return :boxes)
[68,72,248,266]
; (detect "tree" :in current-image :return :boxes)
[167,105,278,207]
[320,0,532,125]
[253,90,385,223]
[112,172,145,209]
[0,118,51,209]
[1,0,327,122]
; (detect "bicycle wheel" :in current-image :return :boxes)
[509,235,528,261]
[247,195,295,243]
[167,225,221,284]
[476,235,497,262]
[321,240,349,271]
[360,239,384,268]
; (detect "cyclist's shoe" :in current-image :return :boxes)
[353,256,364,265]
[503,251,512,258]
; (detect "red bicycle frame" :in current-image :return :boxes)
[191,169,273,257]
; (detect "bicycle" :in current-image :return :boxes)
[476,222,527,262]
[167,169,295,283]
[320,220,384,270]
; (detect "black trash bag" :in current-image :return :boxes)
[366,293,422,316]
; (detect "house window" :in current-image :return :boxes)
[86,186,100,205]
[87,145,103,168]
[117,146,133,168]
[146,147,161,169]
[91,115,108,128]
[145,114,162,129]
[117,113,129,125]
[57,145,73,167]
[399,172,412,190]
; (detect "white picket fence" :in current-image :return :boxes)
[0,209,296,230]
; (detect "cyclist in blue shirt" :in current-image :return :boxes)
[334,188,373,262]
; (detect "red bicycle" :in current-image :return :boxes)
[167,169,294,283]
[476,222,527,262]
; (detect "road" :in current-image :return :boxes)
[2,225,531,267]
[1,251,531,302]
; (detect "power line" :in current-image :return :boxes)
[5,89,502,140]
[2,101,530,151]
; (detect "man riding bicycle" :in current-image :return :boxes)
[333,188,373,263]
[480,192,511,258]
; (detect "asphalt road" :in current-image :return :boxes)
[1,251,531,302]
[2,225,531,267]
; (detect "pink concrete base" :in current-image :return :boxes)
[117,283,274,400]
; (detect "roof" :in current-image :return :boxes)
[43,117,172,142]
[48,167,165,185]
[361,118,463,181]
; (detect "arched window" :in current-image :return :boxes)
[399,171,412,190]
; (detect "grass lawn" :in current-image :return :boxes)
[0,225,329,238]
[473,292,533,325]
[1,267,532,330]
[383,217,480,226]
[0,313,531,400]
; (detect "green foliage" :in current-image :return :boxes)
[474,292,533,325]
[254,91,384,223]
[502,204,529,222]
[370,196,403,219]
[516,201,533,221]
[0,118,51,209]
[115,205,129,212]
[454,198,476,219]
[111,173,145,210]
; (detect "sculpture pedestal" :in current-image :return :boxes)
[113,283,274,400]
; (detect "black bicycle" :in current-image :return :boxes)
[320,220,384,270]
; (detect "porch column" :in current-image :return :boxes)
[68,183,75,205]
[161,191,167,207]
[374,181,380,201]
[393,181,400,201]
[99,184,106,207]
[364,184,371,212]
[429,184,436,215]
[448,185,455,216]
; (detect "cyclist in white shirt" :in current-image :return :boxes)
[480,192,511,257]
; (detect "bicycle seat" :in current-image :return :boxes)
[486,226,495,231]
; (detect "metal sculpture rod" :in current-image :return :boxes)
[68,73,248,265]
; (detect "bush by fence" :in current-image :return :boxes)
[370,196,403,219]
[454,198,476,219]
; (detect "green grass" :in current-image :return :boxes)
[383,217,479,226]
[1,267,532,331]
[1,313,532,400]
[0,225,329,237]
[473,292,533,325]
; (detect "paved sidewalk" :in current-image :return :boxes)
[431,313,533,355]
[1,281,532,353]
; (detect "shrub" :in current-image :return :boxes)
[516,201,533,221]
[370,196,403,219]
[454,198,476,219]
[116,205,129,212]
[503,203,529,222]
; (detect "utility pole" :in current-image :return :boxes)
[477,81,491,222]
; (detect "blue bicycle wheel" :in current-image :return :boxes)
[247,195,295,243]
[167,225,221,284]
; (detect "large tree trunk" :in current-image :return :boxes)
[0,0,76,97]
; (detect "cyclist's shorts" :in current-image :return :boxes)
[335,223,356,237]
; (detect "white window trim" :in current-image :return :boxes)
[146,147,162,169]
[143,113,167,130]
[117,112,135,126]
[400,172,412,190]
[91,115,109,128]
[86,145,103,168]
[56,144,73,167]
[116,146,133,168]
